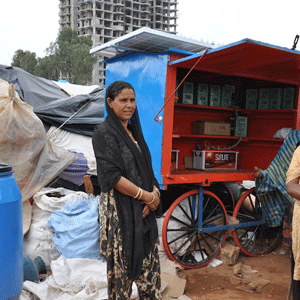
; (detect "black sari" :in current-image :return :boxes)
[92,101,159,280]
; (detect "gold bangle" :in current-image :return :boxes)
[134,187,141,199]
[138,189,143,200]
[146,193,155,205]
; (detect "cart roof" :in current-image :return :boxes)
[169,38,300,85]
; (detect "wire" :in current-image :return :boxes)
[154,47,210,121]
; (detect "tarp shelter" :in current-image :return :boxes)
[0,65,105,136]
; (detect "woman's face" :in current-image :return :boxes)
[107,88,136,125]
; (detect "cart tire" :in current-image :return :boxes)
[162,189,228,269]
[206,182,235,214]
[232,188,282,257]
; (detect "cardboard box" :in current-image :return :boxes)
[193,150,238,170]
[245,89,258,109]
[269,88,282,110]
[182,82,194,104]
[184,157,193,169]
[209,85,221,107]
[192,120,231,136]
[258,88,270,109]
[282,87,295,109]
[197,83,209,106]
[233,116,248,137]
[221,84,234,107]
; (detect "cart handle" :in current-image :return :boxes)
[154,47,210,122]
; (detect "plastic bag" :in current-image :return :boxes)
[48,195,102,260]
[23,187,88,267]
[0,79,77,202]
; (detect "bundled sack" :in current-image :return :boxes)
[23,187,88,267]
[0,79,77,203]
[48,195,102,260]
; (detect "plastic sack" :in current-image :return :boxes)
[48,195,102,260]
[273,127,293,139]
[22,256,138,300]
[0,79,77,202]
[23,187,88,267]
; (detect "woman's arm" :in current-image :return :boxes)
[114,176,160,212]
[287,178,300,200]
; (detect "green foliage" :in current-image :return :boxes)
[11,27,97,85]
[12,50,38,75]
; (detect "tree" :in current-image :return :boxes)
[48,27,97,84]
[34,55,60,81]
[12,50,38,75]
[11,27,97,85]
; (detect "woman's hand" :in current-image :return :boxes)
[143,191,160,212]
[142,205,151,218]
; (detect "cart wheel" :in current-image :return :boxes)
[232,188,282,257]
[162,189,228,269]
[206,182,235,214]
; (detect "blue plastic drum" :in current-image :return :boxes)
[0,164,23,300]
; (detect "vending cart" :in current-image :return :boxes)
[104,38,300,268]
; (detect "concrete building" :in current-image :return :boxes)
[59,0,178,85]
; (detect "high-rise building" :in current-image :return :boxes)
[59,0,178,85]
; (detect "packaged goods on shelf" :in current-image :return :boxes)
[233,116,248,137]
[197,83,209,105]
[192,120,231,136]
[221,84,234,107]
[282,87,295,109]
[245,89,258,109]
[193,150,238,170]
[269,88,282,110]
[182,82,194,104]
[258,88,270,109]
[209,85,221,107]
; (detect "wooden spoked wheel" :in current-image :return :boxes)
[232,188,282,256]
[162,189,228,269]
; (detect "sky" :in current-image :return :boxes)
[1,0,300,66]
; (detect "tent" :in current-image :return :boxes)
[0,65,105,136]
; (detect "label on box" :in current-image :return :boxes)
[193,150,238,170]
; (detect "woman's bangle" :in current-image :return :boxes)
[134,187,142,199]
[146,192,155,205]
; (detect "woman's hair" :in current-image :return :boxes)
[105,80,135,101]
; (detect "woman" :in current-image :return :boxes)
[92,80,162,299]
[286,146,300,299]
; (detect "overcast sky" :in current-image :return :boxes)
[1,0,300,66]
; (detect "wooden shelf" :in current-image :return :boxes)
[175,103,296,114]
[172,133,284,144]
[172,133,243,140]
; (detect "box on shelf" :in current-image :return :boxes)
[184,157,193,169]
[245,89,258,109]
[282,87,296,109]
[209,85,221,107]
[258,88,270,109]
[197,83,209,106]
[233,116,248,137]
[171,150,179,170]
[221,84,234,107]
[269,88,282,110]
[182,82,194,104]
[193,150,238,170]
[192,120,231,136]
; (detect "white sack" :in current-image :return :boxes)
[22,256,138,300]
[23,188,89,267]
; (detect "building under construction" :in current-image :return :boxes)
[59,0,178,84]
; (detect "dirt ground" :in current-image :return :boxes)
[177,245,292,300]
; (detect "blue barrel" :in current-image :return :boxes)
[0,164,23,300]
